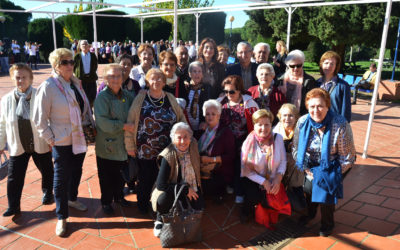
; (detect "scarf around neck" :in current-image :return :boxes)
[15,85,33,120]
[175,146,198,192]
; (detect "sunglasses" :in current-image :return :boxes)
[223,90,236,95]
[288,64,303,69]
[59,60,74,66]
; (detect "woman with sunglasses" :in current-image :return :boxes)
[317,51,351,122]
[276,50,318,116]
[217,75,259,203]
[33,48,95,236]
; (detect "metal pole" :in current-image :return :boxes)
[173,0,178,52]
[229,21,232,51]
[140,17,144,44]
[51,13,57,50]
[92,4,98,57]
[286,6,292,51]
[195,13,200,48]
[391,18,400,81]
[363,0,393,159]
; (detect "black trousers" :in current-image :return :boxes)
[81,80,97,107]
[7,151,53,209]
[305,193,335,230]
[353,80,372,101]
[242,177,267,215]
[96,156,126,205]
[137,158,159,212]
[201,172,226,198]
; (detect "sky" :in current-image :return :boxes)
[12,0,250,29]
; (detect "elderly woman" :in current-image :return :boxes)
[217,75,259,203]
[159,50,186,98]
[276,50,318,116]
[33,48,94,236]
[293,88,356,237]
[317,51,352,122]
[198,100,235,203]
[183,61,211,133]
[129,43,157,88]
[272,40,288,78]
[240,109,287,222]
[151,122,203,237]
[198,38,226,99]
[248,63,286,120]
[0,63,54,217]
[273,104,304,209]
[125,68,187,214]
[94,64,134,215]
[217,45,230,68]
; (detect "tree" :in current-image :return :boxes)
[142,17,172,41]
[28,18,64,61]
[0,0,32,42]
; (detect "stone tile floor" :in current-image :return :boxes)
[0,64,399,249]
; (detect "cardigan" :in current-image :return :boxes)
[73,52,98,82]
[124,90,187,153]
[183,82,212,125]
[0,88,50,156]
[247,85,287,118]
[94,87,134,161]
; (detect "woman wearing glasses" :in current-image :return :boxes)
[217,75,258,203]
[34,48,94,236]
[159,51,186,99]
[276,50,318,116]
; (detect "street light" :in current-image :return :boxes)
[229,16,235,51]
[0,16,5,39]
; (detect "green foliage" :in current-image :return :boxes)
[142,17,172,41]
[0,0,32,41]
[28,18,64,60]
[224,28,244,53]
[304,40,328,64]
[178,12,226,45]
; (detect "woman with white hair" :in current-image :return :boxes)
[248,63,286,121]
[33,48,95,236]
[183,61,211,133]
[151,122,203,237]
[276,50,318,115]
[198,100,236,203]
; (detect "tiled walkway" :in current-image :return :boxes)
[0,65,399,249]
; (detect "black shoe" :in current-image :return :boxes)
[298,215,314,226]
[240,208,250,224]
[319,226,333,237]
[42,193,54,205]
[102,204,114,215]
[116,198,131,207]
[213,196,224,205]
[3,207,21,217]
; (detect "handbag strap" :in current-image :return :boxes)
[1,152,8,166]
[171,184,188,210]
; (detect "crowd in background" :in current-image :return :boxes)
[0,36,358,240]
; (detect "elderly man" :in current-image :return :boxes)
[253,42,270,64]
[226,42,259,89]
[175,45,190,82]
[0,40,10,75]
[352,63,377,104]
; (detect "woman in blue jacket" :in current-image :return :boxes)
[317,51,352,122]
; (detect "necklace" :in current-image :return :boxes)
[147,90,165,108]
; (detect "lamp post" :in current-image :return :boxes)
[229,16,234,51]
[0,16,5,40]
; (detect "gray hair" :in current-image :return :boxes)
[256,63,275,77]
[202,99,222,116]
[237,41,253,51]
[170,122,193,140]
[285,49,305,64]
[175,45,188,53]
[188,61,204,74]
[254,42,270,53]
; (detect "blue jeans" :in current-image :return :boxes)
[52,145,86,219]
[0,56,9,74]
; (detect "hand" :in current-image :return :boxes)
[201,156,214,164]
[0,149,4,154]
[127,150,136,157]
[262,180,271,193]
[123,123,134,132]
[187,187,199,201]
[244,161,257,171]
[269,177,281,195]
[305,169,313,178]
[198,122,207,131]
[49,141,55,147]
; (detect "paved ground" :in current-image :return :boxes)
[0,64,399,249]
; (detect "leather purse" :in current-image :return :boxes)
[160,185,203,248]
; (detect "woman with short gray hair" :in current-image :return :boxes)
[183,61,211,134]
[151,122,203,237]
[276,49,317,115]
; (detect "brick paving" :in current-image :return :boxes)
[0,64,399,249]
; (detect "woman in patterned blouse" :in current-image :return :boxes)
[125,68,187,214]
[292,88,356,237]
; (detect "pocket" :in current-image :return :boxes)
[104,138,117,154]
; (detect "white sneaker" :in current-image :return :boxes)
[235,195,244,204]
[153,221,163,237]
[68,200,88,211]
[56,219,67,236]
[226,186,234,194]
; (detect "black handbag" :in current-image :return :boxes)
[121,157,139,183]
[82,124,97,144]
[0,152,9,181]
[160,185,203,248]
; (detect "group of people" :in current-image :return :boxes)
[0,40,42,73]
[0,36,356,240]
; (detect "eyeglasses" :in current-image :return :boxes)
[106,75,122,80]
[288,64,303,69]
[59,60,74,66]
[162,63,176,67]
[223,90,236,95]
